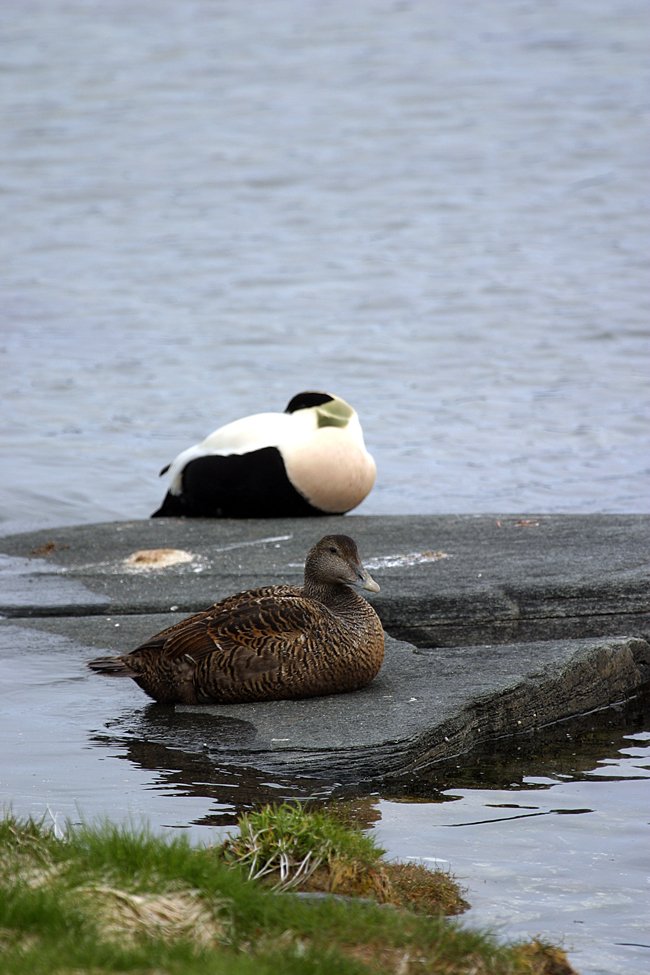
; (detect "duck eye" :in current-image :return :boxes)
[328,546,338,555]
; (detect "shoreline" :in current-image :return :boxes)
[2,513,648,781]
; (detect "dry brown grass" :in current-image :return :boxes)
[279,857,469,917]
[80,883,231,947]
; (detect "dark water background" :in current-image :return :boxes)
[1,3,649,973]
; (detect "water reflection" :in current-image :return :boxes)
[88,691,650,835]
[379,691,650,802]
[90,706,337,826]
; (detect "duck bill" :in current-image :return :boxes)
[357,567,380,593]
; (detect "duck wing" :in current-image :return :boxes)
[137,584,301,645]
[130,593,335,702]
[152,593,327,663]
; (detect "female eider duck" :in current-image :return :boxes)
[152,391,375,518]
[87,535,384,705]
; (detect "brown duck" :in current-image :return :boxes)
[87,534,384,705]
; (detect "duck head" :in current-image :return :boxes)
[305,534,380,593]
[285,391,354,430]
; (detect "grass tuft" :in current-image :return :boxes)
[219,802,382,890]
[0,810,577,975]
[219,802,469,915]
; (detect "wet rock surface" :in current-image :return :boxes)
[1,514,649,780]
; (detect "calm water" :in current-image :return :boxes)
[1,0,649,531]
[2,637,649,975]
[1,2,649,973]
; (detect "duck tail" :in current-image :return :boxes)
[87,655,135,677]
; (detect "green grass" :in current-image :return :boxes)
[219,802,382,889]
[0,808,576,975]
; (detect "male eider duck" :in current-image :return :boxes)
[87,534,384,705]
[151,391,375,518]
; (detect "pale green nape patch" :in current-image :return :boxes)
[316,398,353,429]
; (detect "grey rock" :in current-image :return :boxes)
[1,514,648,646]
[1,515,649,781]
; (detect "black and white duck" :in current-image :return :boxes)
[87,534,384,705]
[151,391,375,518]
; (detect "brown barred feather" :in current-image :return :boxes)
[87,535,384,705]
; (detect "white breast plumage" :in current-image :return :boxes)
[152,391,375,519]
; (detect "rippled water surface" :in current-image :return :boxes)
[1,0,649,531]
[378,731,650,975]
[2,640,649,975]
[1,2,649,974]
